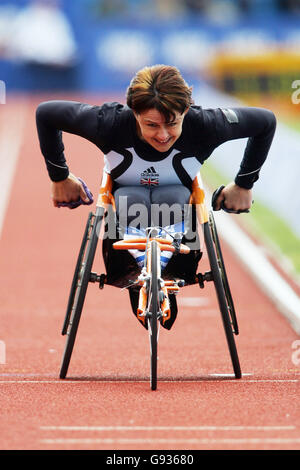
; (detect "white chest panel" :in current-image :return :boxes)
[104,147,201,187]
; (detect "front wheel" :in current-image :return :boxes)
[147,240,160,390]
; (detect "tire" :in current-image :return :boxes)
[148,240,159,390]
[209,211,239,335]
[59,209,103,379]
[203,218,241,379]
[61,212,94,335]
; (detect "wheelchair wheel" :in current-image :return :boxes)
[203,213,241,379]
[59,208,103,379]
[209,211,239,335]
[61,212,94,335]
[147,240,159,391]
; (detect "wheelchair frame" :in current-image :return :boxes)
[59,171,241,387]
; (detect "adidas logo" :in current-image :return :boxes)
[141,166,158,177]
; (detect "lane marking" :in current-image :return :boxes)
[0,373,57,377]
[39,437,300,445]
[210,373,252,377]
[0,99,27,238]
[40,425,296,432]
[177,297,211,307]
[0,379,298,384]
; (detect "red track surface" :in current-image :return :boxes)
[0,97,299,451]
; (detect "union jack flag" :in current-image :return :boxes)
[140,167,159,186]
[140,177,159,186]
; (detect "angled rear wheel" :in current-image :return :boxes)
[209,211,239,335]
[61,212,94,336]
[203,212,241,379]
[59,209,103,379]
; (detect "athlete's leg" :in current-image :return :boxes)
[113,185,151,229]
[150,184,191,227]
[111,185,195,330]
[150,184,191,206]
[113,184,191,228]
[111,186,151,326]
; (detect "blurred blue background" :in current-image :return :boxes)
[1,0,300,94]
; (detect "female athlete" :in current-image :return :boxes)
[36,64,276,329]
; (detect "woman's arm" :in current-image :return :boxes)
[36,100,101,182]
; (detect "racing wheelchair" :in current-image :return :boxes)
[59,171,243,390]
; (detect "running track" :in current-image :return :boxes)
[0,96,299,451]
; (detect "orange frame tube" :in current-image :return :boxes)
[113,238,190,254]
[190,173,209,225]
[96,171,116,210]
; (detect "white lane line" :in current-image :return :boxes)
[0,379,298,384]
[177,297,211,307]
[0,99,27,238]
[39,437,300,445]
[210,373,253,377]
[40,425,295,432]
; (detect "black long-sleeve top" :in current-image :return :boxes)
[36,100,276,190]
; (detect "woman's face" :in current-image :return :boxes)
[134,108,188,152]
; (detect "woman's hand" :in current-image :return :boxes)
[51,173,90,208]
[214,182,253,212]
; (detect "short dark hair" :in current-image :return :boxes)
[126,64,193,122]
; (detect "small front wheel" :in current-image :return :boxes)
[147,240,160,390]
